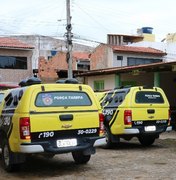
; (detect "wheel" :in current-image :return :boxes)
[72,151,91,164]
[138,136,156,146]
[102,126,115,149]
[1,138,21,172]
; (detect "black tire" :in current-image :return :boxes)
[102,126,115,149]
[72,151,91,164]
[138,136,156,146]
[1,138,21,172]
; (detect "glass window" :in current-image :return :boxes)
[94,80,104,91]
[35,91,92,107]
[135,91,164,104]
[106,91,127,107]
[0,56,27,69]
[101,92,113,107]
[117,56,123,61]
[127,57,162,66]
[4,89,25,108]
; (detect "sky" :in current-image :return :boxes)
[0,0,176,44]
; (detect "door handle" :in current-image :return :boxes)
[59,114,73,121]
[147,109,155,114]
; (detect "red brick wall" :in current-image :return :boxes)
[38,52,78,82]
[90,44,109,70]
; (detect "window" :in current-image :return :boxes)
[106,91,127,107]
[127,57,162,66]
[77,60,90,71]
[35,91,92,107]
[117,56,123,61]
[94,80,104,91]
[0,56,27,69]
[135,91,164,104]
[4,89,25,108]
[101,92,113,107]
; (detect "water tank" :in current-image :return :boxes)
[51,50,57,56]
[141,27,153,34]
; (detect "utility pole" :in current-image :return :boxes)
[66,0,73,79]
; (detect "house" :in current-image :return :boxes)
[78,60,176,111]
[38,51,90,82]
[77,30,176,127]
[90,43,165,70]
[0,37,34,85]
[10,35,94,71]
[81,30,166,90]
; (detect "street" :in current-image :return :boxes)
[0,131,176,180]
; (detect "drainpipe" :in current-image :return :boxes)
[154,72,160,87]
[115,74,121,88]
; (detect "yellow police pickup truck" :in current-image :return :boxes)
[0,78,104,172]
[101,86,172,148]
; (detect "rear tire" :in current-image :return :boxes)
[72,151,91,164]
[1,138,22,172]
[138,136,156,146]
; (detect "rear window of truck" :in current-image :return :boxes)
[135,91,164,104]
[106,91,127,107]
[35,91,92,107]
[101,92,113,107]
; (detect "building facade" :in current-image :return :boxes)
[38,51,90,82]
[0,37,34,85]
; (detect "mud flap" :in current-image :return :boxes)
[11,153,26,164]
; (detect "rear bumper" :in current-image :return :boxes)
[124,128,140,134]
[94,137,106,147]
[20,145,44,153]
[20,137,98,154]
[124,125,172,135]
[166,126,172,132]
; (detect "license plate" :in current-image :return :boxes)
[144,126,156,132]
[57,139,77,147]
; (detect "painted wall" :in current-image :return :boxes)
[0,49,33,83]
[85,72,154,91]
[87,74,115,91]
[130,41,176,62]
[90,44,113,70]
[121,72,154,86]
[113,52,162,67]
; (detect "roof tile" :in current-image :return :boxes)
[0,37,34,49]
[111,45,166,55]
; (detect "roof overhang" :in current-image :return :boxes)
[76,61,176,77]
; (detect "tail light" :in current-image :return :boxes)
[99,113,104,135]
[168,110,171,126]
[124,110,132,125]
[20,117,31,140]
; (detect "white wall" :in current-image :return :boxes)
[87,74,115,90]
[113,52,163,67]
[130,41,176,62]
